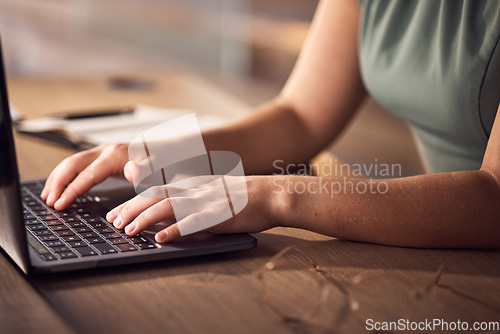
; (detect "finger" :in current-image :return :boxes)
[41,169,56,200]
[108,185,169,226]
[43,163,76,203]
[111,195,161,229]
[42,159,67,200]
[41,165,64,201]
[123,160,140,183]
[124,198,175,235]
[155,213,207,243]
[44,152,97,206]
[43,148,102,203]
[54,153,116,210]
[155,223,181,243]
[106,202,126,223]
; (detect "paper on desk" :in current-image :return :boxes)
[85,113,225,144]
[16,104,227,148]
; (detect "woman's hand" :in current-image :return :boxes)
[106,175,279,243]
[41,144,130,210]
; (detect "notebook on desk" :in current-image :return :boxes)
[0,41,256,274]
[15,104,226,150]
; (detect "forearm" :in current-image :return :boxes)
[202,99,328,175]
[271,171,500,248]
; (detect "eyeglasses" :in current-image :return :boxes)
[256,245,444,329]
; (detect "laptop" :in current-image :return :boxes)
[0,41,256,274]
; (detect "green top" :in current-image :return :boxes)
[359,0,500,173]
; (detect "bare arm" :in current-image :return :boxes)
[274,105,500,249]
[111,118,500,248]
[202,0,366,174]
[199,0,500,248]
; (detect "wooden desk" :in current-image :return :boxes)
[2,73,500,334]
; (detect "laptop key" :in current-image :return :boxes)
[27,224,46,231]
[25,219,41,226]
[74,226,93,233]
[81,232,99,239]
[39,214,59,221]
[75,247,98,257]
[45,219,64,226]
[115,244,138,252]
[59,251,77,259]
[94,243,118,254]
[55,230,75,236]
[62,235,82,242]
[39,235,59,242]
[110,238,128,245]
[68,240,88,248]
[51,225,69,231]
[44,240,65,247]
[32,209,52,216]
[34,229,54,236]
[88,220,105,227]
[94,226,114,234]
[128,236,150,244]
[74,210,91,216]
[137,243,157,250]
[51,246,71,253]
[86,237,106,244]
[60,217,78,223]
[30,206,47,212]
[67,221,85,228]
[102,232,121,239]
[54,211,72,217]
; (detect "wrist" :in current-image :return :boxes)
[265,175,297,229]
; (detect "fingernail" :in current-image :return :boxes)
[47,192,55,205]
[54,197,65,209]
[155,230,168,243]
[113,215,122,228]
[125,221,136,235]
[107,210,117,222]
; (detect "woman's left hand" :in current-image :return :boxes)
[106,175,279,242]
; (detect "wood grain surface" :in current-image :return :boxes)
[2,73,499,334]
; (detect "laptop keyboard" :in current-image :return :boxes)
[22,181,157,261]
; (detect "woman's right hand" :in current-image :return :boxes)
[41,143,130,210]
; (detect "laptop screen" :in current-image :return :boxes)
[0,40,30,273]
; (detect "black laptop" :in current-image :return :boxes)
[0,41,256,274]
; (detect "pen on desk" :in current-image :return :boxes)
[51,106,135,120]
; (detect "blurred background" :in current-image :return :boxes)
[0,0,315,101]
[0,0,423,176]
